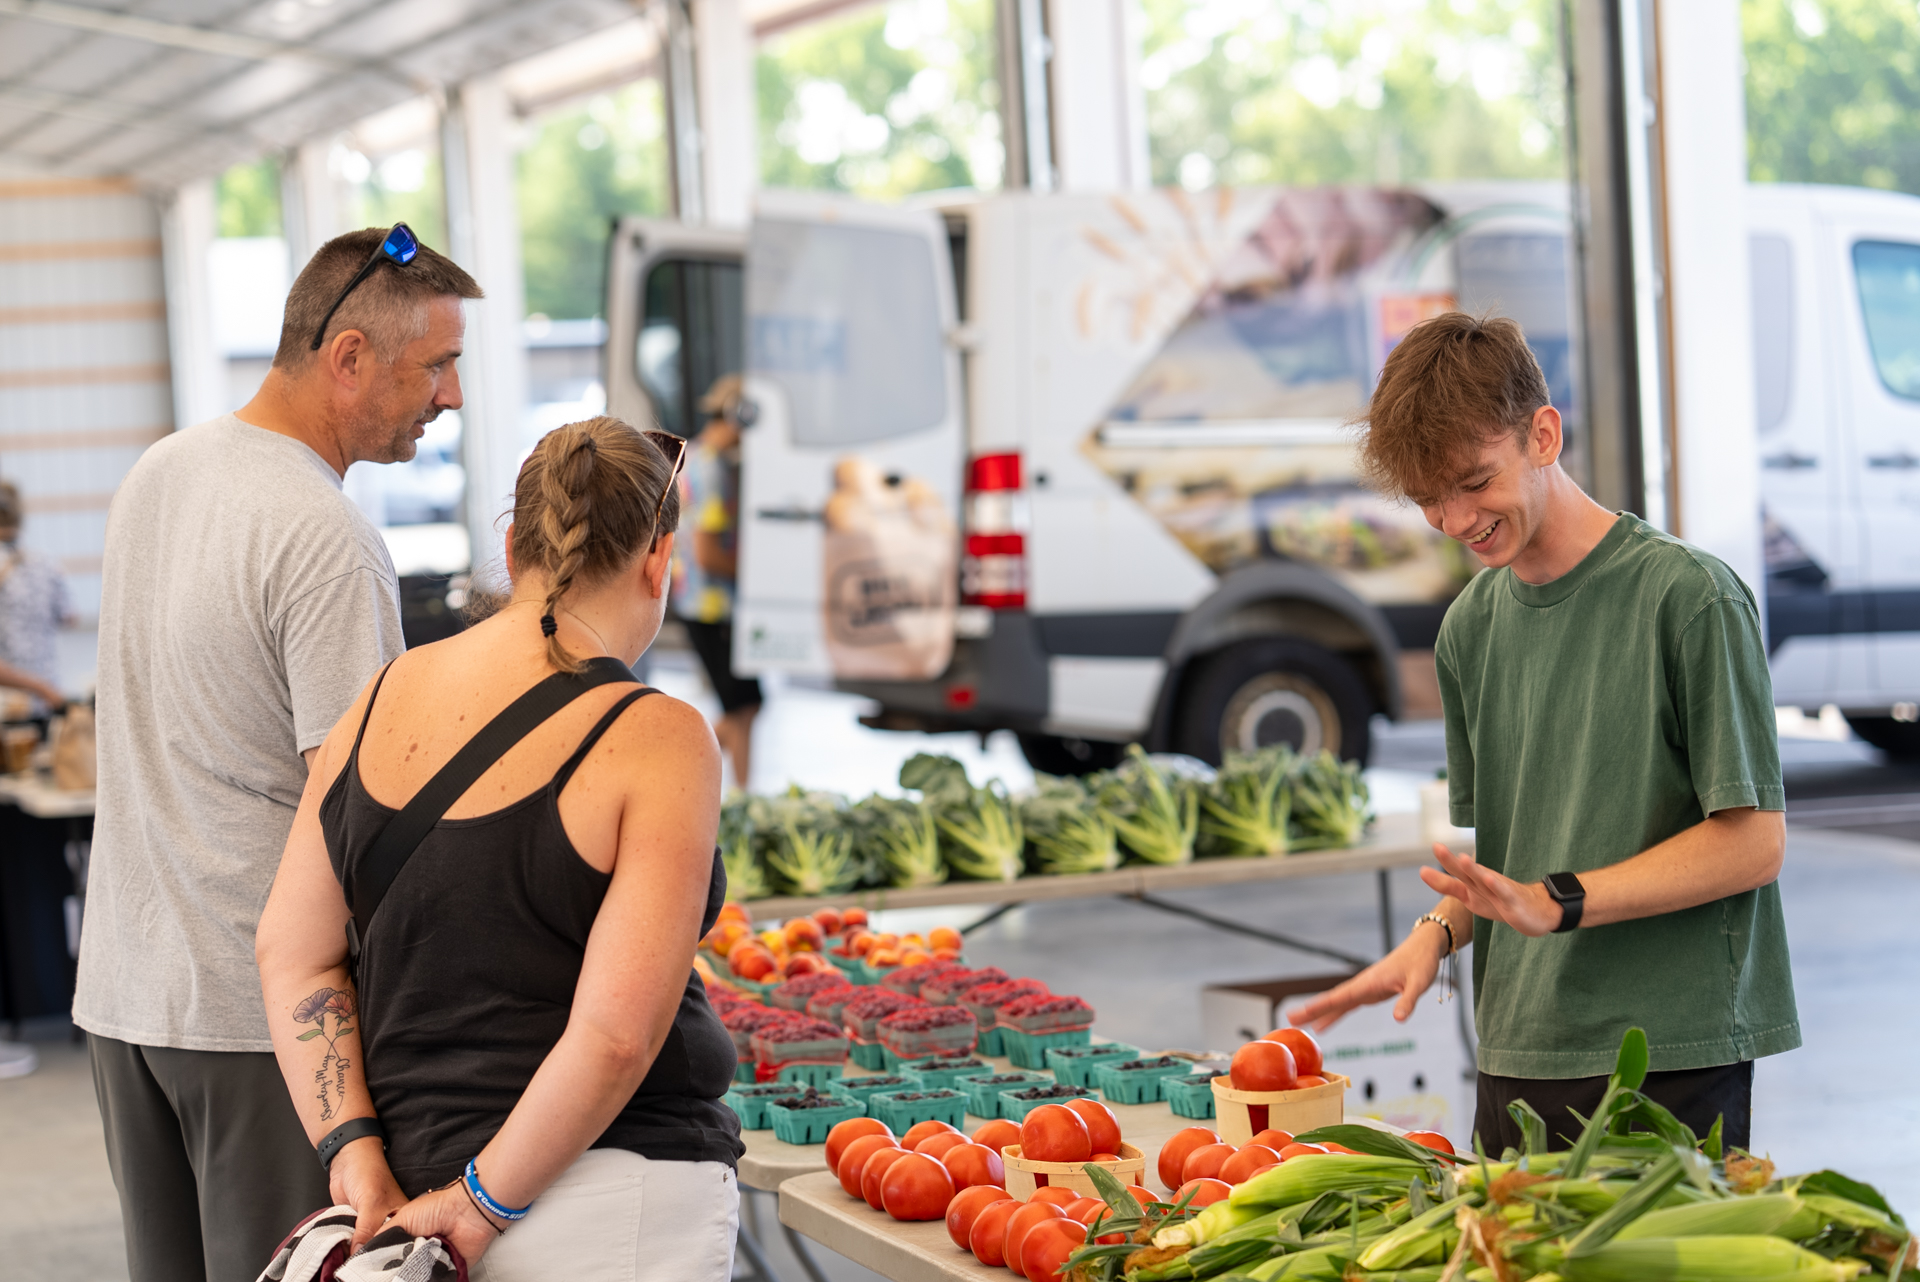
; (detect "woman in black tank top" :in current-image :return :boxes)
[257,418,742,1279]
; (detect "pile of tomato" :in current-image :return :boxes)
[823,1098,1150,1282]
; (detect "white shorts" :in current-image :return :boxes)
[470,1150,739,1282]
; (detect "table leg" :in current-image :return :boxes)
[779,1218,836,1282]
[737,1186,835,1282]
[734,1203,782,1282]
[959,903,1017,936]
[1377,869,1394,959]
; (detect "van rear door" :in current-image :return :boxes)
[733,191,965,678]
[603,217,747,439]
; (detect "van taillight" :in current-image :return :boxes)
[962,451,1026,609]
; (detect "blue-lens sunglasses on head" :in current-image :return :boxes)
[309,223,420,351]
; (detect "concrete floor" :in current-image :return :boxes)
[6,661,1919,1279]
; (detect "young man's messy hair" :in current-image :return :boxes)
[1355,311,1552,501]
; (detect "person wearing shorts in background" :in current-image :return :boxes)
[677,374,762,790]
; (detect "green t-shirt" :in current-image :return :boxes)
[1438,513,1800,1079]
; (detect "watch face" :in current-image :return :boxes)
[1545,872,1584,900]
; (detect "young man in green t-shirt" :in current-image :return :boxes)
[1291,312,1799,1152]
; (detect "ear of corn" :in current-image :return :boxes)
[1613,1193,1814,1242]
[1229,1155,1432,1209]
[1354,1196,1469,1270]
[1152,1200,1271,1249]
[1558,1234,1868,1281]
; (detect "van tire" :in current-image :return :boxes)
[1017,734,1125,777]
[1173,638,1374,766]
[1843,714,1920,759]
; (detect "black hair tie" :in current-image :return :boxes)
[540,613,558,637]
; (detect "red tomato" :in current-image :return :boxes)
[972,1118,1022,1154]
[1181,1142,1236,1184]
[880,1151,956,1221]
[825,1118,893,1177]
[1219,1145,1283,1185]
[1156,1126,1221,1191]
[903,1119,962,1149]
[947,1185,1013,1250]
[1020,1104,1092,1163]
[1029,1185,1080,1208]
[941,1142,1006,1190]
[1261,1027,1324,1077]
[1229,1040,1298,1092]
[1003,1202,1066,1280]
[837,1136,900,1198]
[1060,1197,1107,1226]
[1250,1129,1295,1150]
[862,1146,912,1210]
[1294,1075,1329,1088]
[1089,1152,1120,1163]
[914,1131,970,1161]
[1174,1177,1233,1207]
[1020,1217,1088,1282]
[1277,1143,1328,1161]
[1405,1131,1456,1155]
[1322,1142,1359,1155]
[1245,1162,1281,1183]
[1125,1185,1159,1207]
[1062,1097,1122,1156]
[970,1197,1024,1265]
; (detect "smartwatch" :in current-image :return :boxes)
[1543,872,1586,933]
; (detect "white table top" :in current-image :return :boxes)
[0,772,95,819]
[742,812,1431,922]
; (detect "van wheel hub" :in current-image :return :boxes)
[1222,674,1341,757]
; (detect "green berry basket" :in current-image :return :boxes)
[774,1061,847,1089]
[977,1026,1006,1057]
[997,1083,1096,1121]
[1163,1073,1218,1120]
[1045,1043,1141,1087]
[848,1039,888,1070]
[834,1071,923,1107]
[955,1070,1052,1118]
[721,1081,808,1129]
[1000,1026,1092,1070]
[732,1059,758,1084]
[894,1055,996,1090]
[767,1091,866,1145]
[1093,1057,1193,1105]
[867,1088,969,1134]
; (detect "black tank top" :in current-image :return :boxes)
[320,659,743,1195]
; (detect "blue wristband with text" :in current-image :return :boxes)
[464,1159,533,1222]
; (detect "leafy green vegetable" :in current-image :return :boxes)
[937,780,1025,881]
[1290,750,1373,849]
[1101,745,1200,865]
[1022,775,1123,875]
[1200,746,1294,857]
[853,795,947,888]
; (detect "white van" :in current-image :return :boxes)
[605,182,1920,768]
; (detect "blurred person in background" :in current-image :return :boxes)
[0,477,71,715]
[676,374,762,790]
[73,226,481,1282]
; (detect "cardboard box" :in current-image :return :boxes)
[1200,971,1476,1147]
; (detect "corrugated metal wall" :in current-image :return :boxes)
[0,177,171,627]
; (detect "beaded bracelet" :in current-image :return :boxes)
[464,1159,533,1223]
[1414,912,1461,1005]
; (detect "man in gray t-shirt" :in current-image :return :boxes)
[75,228,481,1282]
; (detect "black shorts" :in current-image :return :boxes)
[682,619,763,714]
[1474,1059,1753,1154]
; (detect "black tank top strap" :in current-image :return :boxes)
[348,660,398,764]
[552,686,659,793]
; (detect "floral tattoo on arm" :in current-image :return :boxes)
[293,987,357,1122]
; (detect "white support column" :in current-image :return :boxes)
[443,75,530,579]
[694,0,755,225]
[1045,0,1148,191]
[1653,0,1762,594]
[159,179,226,430]
[281,139,343,275]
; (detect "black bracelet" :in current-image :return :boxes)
[1414,911,1456,956]
[460,1176,507,1235]
[316,1117,386,1173]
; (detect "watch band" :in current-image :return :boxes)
[1544,872,1586,933]
[316,1117,386,1173]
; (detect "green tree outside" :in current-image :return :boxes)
[217,157,282,237]
[757,0,1003,198]
[1138,0,1566,189]
[517,80,670,320]
[1744,0,1920,194]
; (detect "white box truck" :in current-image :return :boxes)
[604,181,1920,769]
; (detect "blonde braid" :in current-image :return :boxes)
[537,427,599,673]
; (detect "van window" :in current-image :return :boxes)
[636,257,744,438]
[1853,240,1920,401]
[747,218,947,447]
[1749,235,1794,431]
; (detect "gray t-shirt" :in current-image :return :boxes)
[74,414,404,1052]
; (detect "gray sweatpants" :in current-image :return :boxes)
[89,1033,329,1282]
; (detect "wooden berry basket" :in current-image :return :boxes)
[1002,1141,1147,1201]
[1210,1073,1350,1145]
